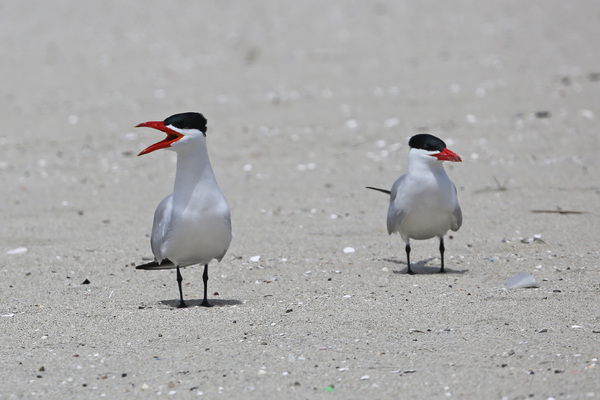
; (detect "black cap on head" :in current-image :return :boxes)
[408,134,446,152]
[164,112,208,134]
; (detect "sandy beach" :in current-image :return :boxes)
[1,1,599,398]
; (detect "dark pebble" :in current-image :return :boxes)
[535,111,550,119]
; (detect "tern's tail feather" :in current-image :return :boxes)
[365,186,391,195]
[136,259,176,270]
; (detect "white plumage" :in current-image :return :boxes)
[369,134,462,274]
[387,148,462,240]
[135,112,231,307]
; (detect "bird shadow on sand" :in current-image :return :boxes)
[384,258,467,275]
[159,298,243,308]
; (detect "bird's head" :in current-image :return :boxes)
[136,112,208,156]
[408,133,462,163]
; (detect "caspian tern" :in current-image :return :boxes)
[367,134,462,274]
[134,112,232,308]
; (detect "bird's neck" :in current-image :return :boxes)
[407,152,446,177]
[172,139,218,208]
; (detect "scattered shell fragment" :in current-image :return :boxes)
[7,247,27,255]
[505,272,539,289]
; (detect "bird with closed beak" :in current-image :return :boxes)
[368,133,462,274]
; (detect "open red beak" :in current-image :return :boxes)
[136,121,183,156]
[431,148,462,162]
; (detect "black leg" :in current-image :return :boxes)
[176,266,188,308]
[200,264,213,307]
[405,242,414,275]
[439,237,446,273]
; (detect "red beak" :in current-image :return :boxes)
[431,148,462,162]
[136,121,183,156]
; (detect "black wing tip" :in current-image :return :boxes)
[135,259,174,270]
[365,186,391,195]
[135,261,158,270]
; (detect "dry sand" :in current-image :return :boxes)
[1,1,599,398]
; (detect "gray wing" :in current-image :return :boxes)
[150,194,173,263]
[386,175,407,234]
[450,183,462,231]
